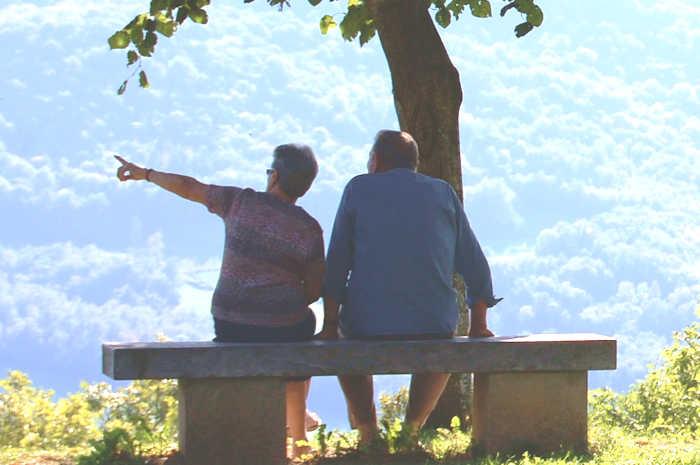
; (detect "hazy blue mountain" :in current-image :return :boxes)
[1,0,698,430]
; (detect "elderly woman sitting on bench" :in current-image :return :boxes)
[115,144,324,459]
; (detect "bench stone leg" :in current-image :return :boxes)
[472,371,588,456]
[178,378,286,465]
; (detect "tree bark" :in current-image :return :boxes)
[367,0,463,197]
[367,0,470,428]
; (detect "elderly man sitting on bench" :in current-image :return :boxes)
[320,130,501,448]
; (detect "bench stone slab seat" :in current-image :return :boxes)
[103,334,616,465]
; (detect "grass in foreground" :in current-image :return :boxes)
[4,424,698,465]
[303,424,700,465]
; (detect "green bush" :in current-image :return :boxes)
[376,385,469,458]
[590,321,699,436]
[76,428,147,465]
[0,372,177,456]
[102,380,178,454]
[0,371,103,450]
[378,385,409,426]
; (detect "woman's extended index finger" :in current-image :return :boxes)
[114,154,128,165]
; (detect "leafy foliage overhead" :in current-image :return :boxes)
[108,0,543,93]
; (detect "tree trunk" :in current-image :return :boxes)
[367,0,470,428]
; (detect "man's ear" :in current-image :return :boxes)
[368,152,378,174]
[266,170,278,191]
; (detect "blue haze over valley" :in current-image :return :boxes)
[0,0,698,429]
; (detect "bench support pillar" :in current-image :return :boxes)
[178,378,286,465]
[472,371,588,456]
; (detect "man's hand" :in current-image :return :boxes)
[468,299,495,338]
[468,327,495,338]
[319,297,341,341]
[317,322,339,341]
[115,155,147,182]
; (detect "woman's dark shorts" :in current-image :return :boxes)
[213,311,316,381]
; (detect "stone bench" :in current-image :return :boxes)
[102,333,616,465]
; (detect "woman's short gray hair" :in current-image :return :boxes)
[272,143,318,199]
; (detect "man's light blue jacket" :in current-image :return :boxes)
[324,168,500,338]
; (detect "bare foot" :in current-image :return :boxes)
[358,434,387,455]
[468,327,494,338]
[357,423,382,452]
[291,443,314,461]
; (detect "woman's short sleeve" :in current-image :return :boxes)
[205,185,242,218]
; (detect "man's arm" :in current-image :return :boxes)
[449,186,500,337]
[318,182,355,340]
[115,155,207,205]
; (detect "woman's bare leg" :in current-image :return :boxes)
[287,380,310,458]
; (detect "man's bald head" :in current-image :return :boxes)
[371,130,419,171]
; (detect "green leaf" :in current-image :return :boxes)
[435,8,451,28]
[125,13,148,29]
[468,0,491,18]
[108,30,130,49]
[514,21,533,37]
[447,0,466,19]
[145,31,158,48]
[358,24,375,46]
[319,15,337,34]
[339,4,371,41]
[118,80,128,95]
[526,4,543,27]
[189,8,208,24]
[268,0,290,10]
[308,0,322,4]
[127,50,139,66]
[137,31,158,57]
[150,0,169,15]
[514,0,533,12]
[156,20,176,37]
[175,6,189,24]
[155,14,177,37]
[195,0,210,6]
[139,71,150,89]
[137,43,152,57]
[130,26,144,45]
